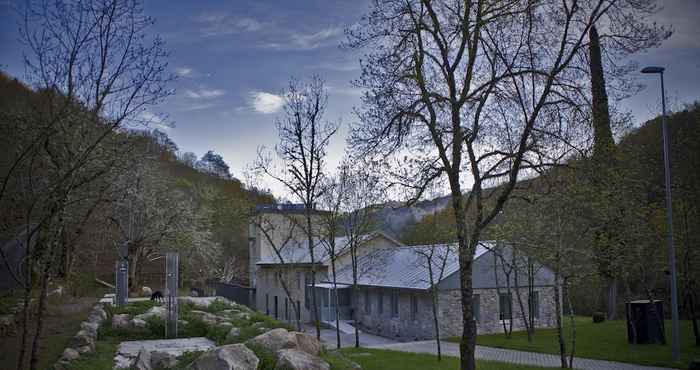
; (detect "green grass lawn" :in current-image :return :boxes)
[448,316,700,369]
[334,348,556,370]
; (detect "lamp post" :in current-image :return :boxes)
[641,66,679,362]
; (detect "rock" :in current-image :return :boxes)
[132,318,147,329]
[233,312,250,321]
[178,320,189,327]
[188,310,221,325]
[131,348,152,370]
[70,330,96,353]
[113,314,131,329]
[61,348,80,361]
[257,327,268,333]
[274,349,329,370]
[246,328,296,353]
[188,344,259,370]
[219,322,234,330]
[141,286,153,297]
[251,322,266,329]
[80,321,99,337]
[291,332,320,356]
[151,351,179,369]
[135,306,166,321]
[225,327,241,342]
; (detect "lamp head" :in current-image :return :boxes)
[641,66,665,74]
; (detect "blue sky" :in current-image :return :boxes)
[1,0,699,198]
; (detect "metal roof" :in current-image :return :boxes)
[329,241,494,290]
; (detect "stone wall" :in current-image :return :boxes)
[354,287,437,341]
[438,286,558,337]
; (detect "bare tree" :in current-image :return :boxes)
[318,165,350,348]
[345,1,667,368]
[415,244,452,361]
[340,162,383,348]
[255,75,339,339]
[8,1,171,368]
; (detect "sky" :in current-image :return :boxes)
[1,0,699,199]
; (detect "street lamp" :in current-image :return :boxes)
[641,65,680,362]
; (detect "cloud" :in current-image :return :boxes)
[250,91,285,114]
[140,111,171,130]
[265,27,343,51]
[327,85,364,97]
[180,102,215,112]
[176,67,193,77]
[183,88,225,99]
[196,12,263,37]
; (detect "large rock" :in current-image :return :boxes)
[61,348,80,361]
[189,310,221,325]
[70,330,96,353]
[188,344,259,370]
[225,327,241,342]
[274,349,329,370]
[87,306,107,324]
[80,321,99,337]
[246,328,296,353]
[151,351,179,369]
[131,348,151,370]
[135,306,166,321]
[291,332,320,356]
[131,318,147,329]
[113,314,131,330]
[141,286,153,297]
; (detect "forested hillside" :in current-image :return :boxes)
[0,72,273,294]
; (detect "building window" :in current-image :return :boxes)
[285,298,289,321]
[297,300,301,322]
[410,294,418,321]
[304,273,311,309]
[274,296,279,319]
[265,294,269,315]
[378,290,384,315]
[296,272,301,289]
[364,290,371,314]
[473,294,480,322]
[390,291,399,318]
[528,291,540,319]
[499,292,512,320]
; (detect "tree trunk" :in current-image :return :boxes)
[455,191,476,370]
[431,288,442,361]
[331,258,341,349]
[565,280,576,369]
[306,213,320,340]
[607,277,618,320]
[554,272,568,368]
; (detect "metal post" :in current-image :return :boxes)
[165,252,179,338]
[659,72,680,362]
[116,242,129,307]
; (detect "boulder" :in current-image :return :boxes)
[246,328,296,353]
[131,318,147,329]
[219,322,234,330]
[188,310,221,326]
[131,348,151,370]
[113,314,131,330]
[141,286,153,297]
[225,327,241,342]
[188,344,259,370]
[70,330,96,353]
[61,348,80,362]
[233,312,250,321]
[291,332,320,356]
[80,321,99,337]
[274,349,329,370]
[135,306,166,321]
[151,351,179,369]
[178,320,189,327]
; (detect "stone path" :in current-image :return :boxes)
[366,340,677,370]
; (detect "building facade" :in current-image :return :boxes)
[249,204,559,341]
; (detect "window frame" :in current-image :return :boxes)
[473,294,480,322]
[499,292,512,321]
[390,290,399,318]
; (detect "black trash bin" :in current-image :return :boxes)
[625,300,666,344]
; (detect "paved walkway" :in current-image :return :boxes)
[366,340,677,370]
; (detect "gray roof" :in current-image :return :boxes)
[256,232,393,266]
[329,242,493,290]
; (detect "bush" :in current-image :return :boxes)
[689,359,700,370]
[206,298,234,313]
[592,312,605,323]
[246,343,277,370]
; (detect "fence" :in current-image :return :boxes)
[206,280,255,309]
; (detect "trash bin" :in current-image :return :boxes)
[625,300,666,344]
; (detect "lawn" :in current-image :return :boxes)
[333,348,556,370]
[448,316,700,369]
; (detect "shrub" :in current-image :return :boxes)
[689,359,700,370]
[246,343,277,370]
[592,312,605,323]
[206,298,234,313]
[146,316,166,337]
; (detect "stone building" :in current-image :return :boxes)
[249,204,558,341]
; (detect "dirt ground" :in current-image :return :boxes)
[0,296,95,370]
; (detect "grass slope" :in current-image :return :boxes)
[453,316,700,369]
[336,348,555,370]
